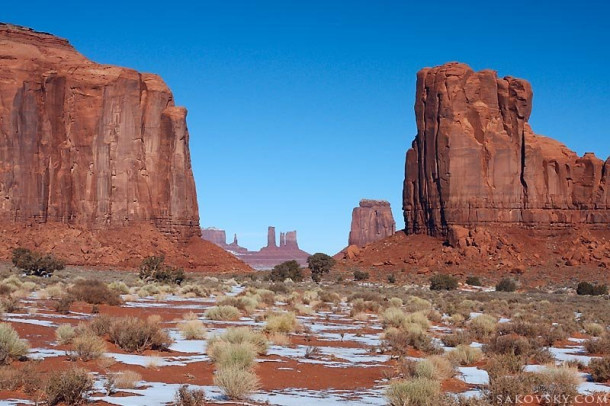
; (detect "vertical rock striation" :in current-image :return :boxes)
[348,199,396,247]
[0,24,199,242]
[403,62,610,236]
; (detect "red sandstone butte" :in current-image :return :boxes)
[403,62,610,237]
[0,24,250,271]
[348,199,396,247]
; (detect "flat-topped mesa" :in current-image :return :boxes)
[349,199,396,247]
[403,62,610,238]
[0,24,200,242]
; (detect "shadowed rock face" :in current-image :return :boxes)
[349,199,395,247]
[0,24,199,242]
[403,62,610,236]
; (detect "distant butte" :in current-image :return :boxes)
[202,226,311,270]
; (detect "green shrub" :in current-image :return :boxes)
[385,378,442,406]
[353,270,370,281]
[307,253,335,283]
[108,317,172,352]
[429,274,458,290]
[589,357,610,382]
[69,279,121,306]
[45,367,93,406]
[577,281,608,296]
[270,260,303,282]
[205,305,241,321]
[495,278,517,292]
[387,274,396,284]
[466,276,482,286]
[139,256,185,285]
[213,365,259,400]
[12,247,64,277]
[0,323,29,364]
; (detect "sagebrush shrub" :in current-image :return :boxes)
[109,317,172,352]
[589,357,610,382]
[0,323,29,365]
[69,279,121,306]
[45,368,93,406]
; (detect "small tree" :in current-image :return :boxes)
[576,281,608,296]
[353,270,370,281]
[12,247,64,277]
[307,253,335,283]
[270,260,303,282]
[496,278,517,292]
[429,274,458,291]
[139,256,185,285]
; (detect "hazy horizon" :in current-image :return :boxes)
[4,1,610,255]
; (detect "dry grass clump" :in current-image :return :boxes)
[441,330,472,347]
[174,384,206,406]
[214,365,260,400]
[110,370,142,389]
[204,305,241,321]
[350,298,381,315]
[264,312,299,333]
[207,327,268,356]
[584,322,605,337]
[469,314,497,339]
[209,342,257,369]
[413,356,454,380]
[70,331,106,361]
[382,325,442,355]
[382,307,407,329]
[68,279,122,306]
[535,365,582,405]
[0,362,41,394]
[405,296,432,312]
[0,323,29,364]
[208,327,261,400]
[583,334,610,355]
[447,345,483,366]
[55,324,76,345]
[178,319,206,340]
[45,367,93,406]
[589,356,610,382]
[108,316,172,352]
[385,377,442,406]
[217,296,258,313]
[268,332,290,346]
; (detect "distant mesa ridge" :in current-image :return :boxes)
[403,62,610,238]
[202,226,311,270]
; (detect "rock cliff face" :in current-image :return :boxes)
[349,200,395,247]
[0,24,199,242]
[403,62,610,236]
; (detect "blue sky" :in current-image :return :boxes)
[4,1,610,254]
